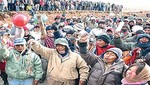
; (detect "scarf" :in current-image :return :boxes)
[121,78,147,85]
[96,44,115,56]
[137,42,150,50]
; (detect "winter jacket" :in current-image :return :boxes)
[114,37,136,51]
[143,52,150,66]
[31,41,89,82]
[114,37,150,58]
[125,36,137,43]
[0,44,43,80]
[79,42,127,85]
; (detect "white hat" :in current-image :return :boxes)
[73,23,84,31]
[63,25,73,32]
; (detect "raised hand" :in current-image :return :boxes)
[114,31,120,38]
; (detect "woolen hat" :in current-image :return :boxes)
[106,47,123,61]
[137,34,150,41]
[46,25,53,31]
[54,38,69,47]
[97,34,111,43]
[135,30,145,35]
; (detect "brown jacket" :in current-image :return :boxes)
[31,41,89,83]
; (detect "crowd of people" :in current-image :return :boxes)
[0,0,123,13]
[0,5,150,85]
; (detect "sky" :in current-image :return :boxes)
[81,0,150,12]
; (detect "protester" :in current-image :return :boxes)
[92,34,115,56]
[120,25,131,40]
[65,30,78,52]
[77,33,128,84]
[114,32,150,65]
[143,25,150,35]
[0,38,43,85]
[125,30,145,43]
[78,35,127,85]
[0,60,8,85]
[23,26,35,42]
[29,38,89,85]
[122,62,150,85]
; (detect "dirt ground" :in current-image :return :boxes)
[0,10,149,25]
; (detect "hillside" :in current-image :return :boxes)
[0,10,149,25]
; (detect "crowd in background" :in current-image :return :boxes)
[0,11,150,85]
[0,0,123,13]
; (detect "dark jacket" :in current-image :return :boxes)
[79,42,127,85]
[143,51,150,66]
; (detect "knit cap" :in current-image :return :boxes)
[97,34,111,43]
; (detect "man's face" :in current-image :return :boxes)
[24,30,29,36]
[96,39,107,47]
[144,28,150,34]
[139,37,149,43]
[47,30,54,36]
[98,23,105,29]
[103,51,117,64]
[14,44,26,53]
[136,19,142,25]
[91,19,96,23]
[106,30,113,35]
[128,21,135,26]
[55,19,60,23]
[124,20,129,25]
[66,34,73,39]
[56,44,66,54]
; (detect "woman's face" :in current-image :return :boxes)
[126,66,138,79]
[103,51,117,64]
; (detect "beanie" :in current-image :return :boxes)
[54,38,69,47]
[137,34,150,41]
[143,25,150,30]
[106,48,123,61]
[66,30,74,34]
[136,34,150,49]
[97,34,111,43]
[46,25,53,31]
[135,30,145,35]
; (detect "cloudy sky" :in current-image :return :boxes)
[81,0,150,12]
